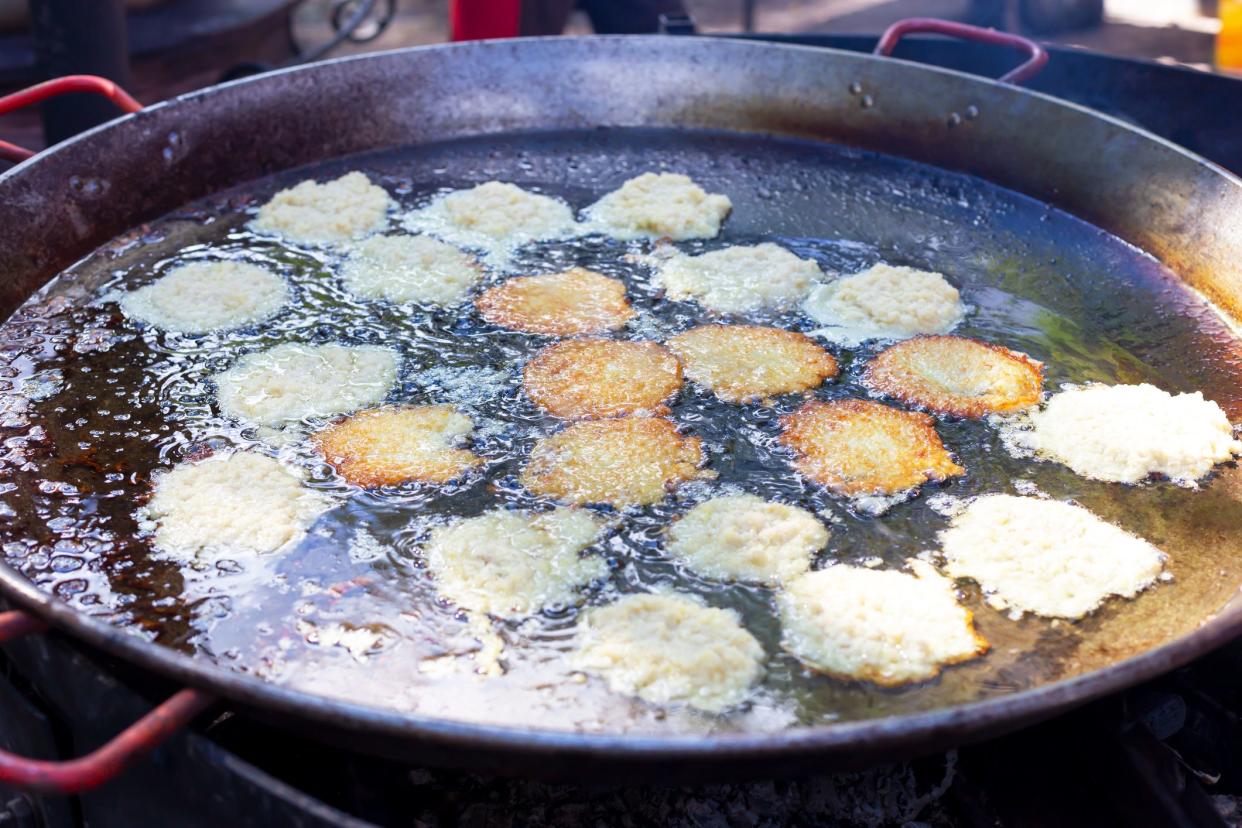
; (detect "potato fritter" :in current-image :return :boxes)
[340,233,481,306]
[656,243,822,314]
[402,181,577,268]
[940,495,1166,619]
[779,564,987,686]
[666,324,837,403]
[520,417,704,507]
[120,261,288,334]
[863,335,1043,418]
[666,494,828,586]
[779,399,965,497]
[572,593,763,712]
[311,405,483,487]
[523,339,683,419]
[1007,383,1242,485]
[424,507,607,618]
[143,452,330,563]
[214,343,399,429]
[475,268,636,336]
[801,264,964,344]
[252,171,393,245]
[583,172,732,241]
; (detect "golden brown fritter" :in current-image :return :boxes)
[311,405,483,487]
[779,399,964,497]
[520,417,704,507]
[474,268,636,336]
[863,335,1043,418]
[523,339,683,419]
[666,324,838,403]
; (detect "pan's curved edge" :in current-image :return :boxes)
[4,35,1242,321]
[6,34,1242,196]
[3,560,1241,768]
[8,33,1242,181]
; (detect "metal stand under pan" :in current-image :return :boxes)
[1,609,1239,827]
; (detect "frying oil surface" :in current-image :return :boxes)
[2,129,1242,734]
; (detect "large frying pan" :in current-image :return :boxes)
[1,25,1242,790]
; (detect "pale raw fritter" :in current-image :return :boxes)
[572,593,764,712]
[666,324,838,403]
[656,243,823,314]
[521,417,703,507]
[778,564,987,686]
[666,494,828,586]
[523,339,683,419]
[311,405,483,487]
[141,451,330,563]
[340,234,481,306]
[939,494,1167,619]
[583,172,732,241]
[214,342,398,428]
[779,399,964,497]
[803,264,965,344]
[251,171,393,245]
[120,261,288,334]
[1008,383,1242,485]
[864,335,1044,418]
[403,181,576,265]
[475,268,635,336]
[423,507,607,618]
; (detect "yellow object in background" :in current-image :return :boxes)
[1219,0,1242,73]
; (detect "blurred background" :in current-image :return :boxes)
[0,0,1232,157]
[0,0,1235,158]
[300,0,1220,65]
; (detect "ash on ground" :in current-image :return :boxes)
[402,753,957,828]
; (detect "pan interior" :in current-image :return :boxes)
[1,127,1241,736]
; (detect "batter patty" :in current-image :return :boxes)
[779,399,965,498]
[403,181,577,266]
[141,451,330,563]
[423,507,607,618]
[778,564,987,686]
[656,243,823,314]
[214,342,399,429]
[311,405,483,487]
[522,339,683,419]
[583,172,732,241]
[252,171,394,245]
[1005,383,1242,485]
[340,233,482,306]
[666,324,838,403]
[665,494,828,586]
[120,261,289,334]
[802,264,965,345]
[572,592,764,712]
[475,268,636,336]
[520,417,704,507]
[939,494,1167,619]
[864,335,1044,418]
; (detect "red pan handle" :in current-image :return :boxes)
[0,75,143,164]
[874,17,1049,85]
[0,609,215,795]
